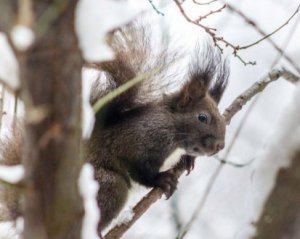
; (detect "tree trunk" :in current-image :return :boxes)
[252,150,300,239]
[18,1,84,239]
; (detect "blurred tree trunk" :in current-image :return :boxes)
[252,150,300,239]
[0,0,17,33]
[16,1,84,239]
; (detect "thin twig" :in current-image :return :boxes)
[193,0,218,5]
[172,0,253,65]
[195,4,226,23]
[173,0,217,32]
[239,4,300,50]
[221,0,300,73]
[171,193,183,234]
[147,0,165,16]
[271,13,300,68]
[213,155,255,168]
[103,69,300,239]
[173,0,300,70]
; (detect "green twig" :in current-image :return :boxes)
[36,0,69,37]
[147,0,165,16]
[92,66,163,113]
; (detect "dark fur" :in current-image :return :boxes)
[87,25,229,231]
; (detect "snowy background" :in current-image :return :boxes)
[0,0,300,238]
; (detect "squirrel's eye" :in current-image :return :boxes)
[198,113,208,124]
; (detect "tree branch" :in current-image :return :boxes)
[223,69,300,124]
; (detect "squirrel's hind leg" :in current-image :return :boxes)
[94,167,130,232]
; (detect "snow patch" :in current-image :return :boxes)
[0,221,20,239]
[0,33,19,89]
[0,165,24,184]
[110,207,134,228]
[75,0,146,62]
[81,68,99,139]
[78,163,100,239]
[10,25,35,51]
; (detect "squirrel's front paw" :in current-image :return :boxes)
[154,171,178,199]
[178,155,195,175]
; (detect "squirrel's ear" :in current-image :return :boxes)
[209,59,229,104]
[167,43,226,111]
[177,74,211,108]
[167,67,214,111]
[171,46,217,109]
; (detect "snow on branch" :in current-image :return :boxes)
[0,165,24,185]
[10,25,34,52]
[10,0,35,51]
[0,33,20,91]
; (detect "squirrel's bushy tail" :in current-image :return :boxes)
[90,23,178,126]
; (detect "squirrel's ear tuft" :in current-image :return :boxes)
[175,70,212,109]
[172,43,219,109]
[209,58,229,104]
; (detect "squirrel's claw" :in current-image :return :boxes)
[154,171,178,199]
[177,155,196,176]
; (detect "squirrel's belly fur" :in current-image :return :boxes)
[159,148,186,172]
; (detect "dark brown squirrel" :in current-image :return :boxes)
[87,24,229,231]
[0,24,229,233]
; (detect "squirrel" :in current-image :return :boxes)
[87,24,229,231]
[0,23,229,234]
